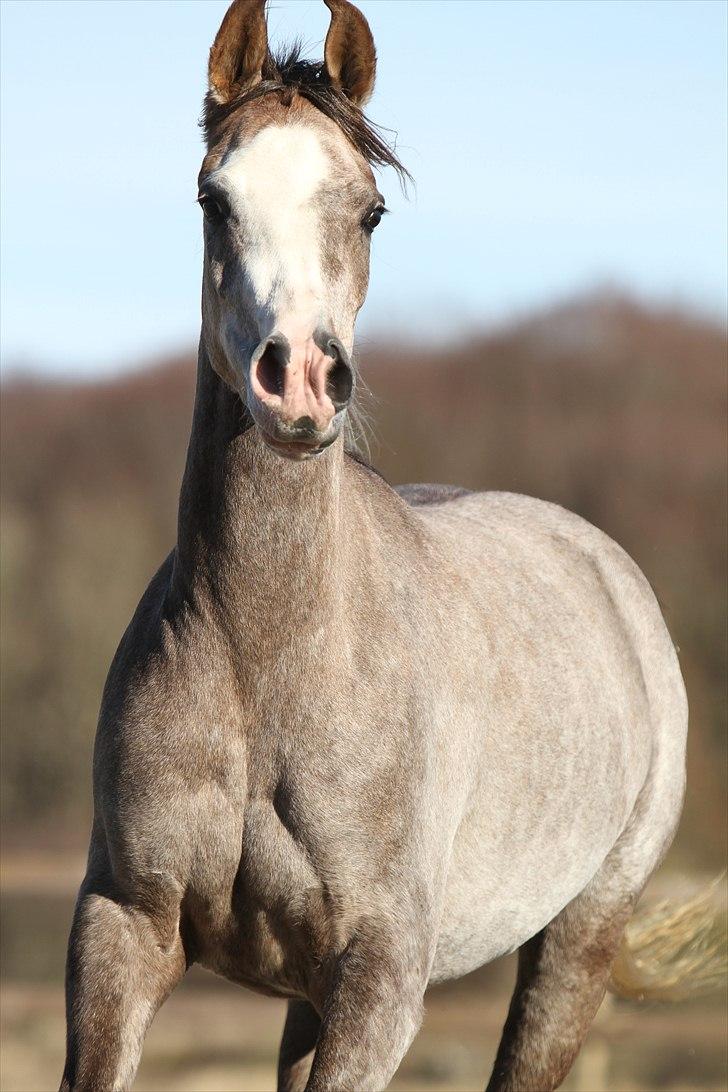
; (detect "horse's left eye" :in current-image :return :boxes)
[362,204,386,233]
[198,193,226,224]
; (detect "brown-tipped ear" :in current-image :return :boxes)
[323,0,376,107]
[208,0,268,104]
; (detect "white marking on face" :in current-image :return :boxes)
[214,125,330,329]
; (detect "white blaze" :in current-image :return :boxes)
[215,124,330,328]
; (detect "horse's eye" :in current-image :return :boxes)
[198,193,226,224]
[362,204,386,233]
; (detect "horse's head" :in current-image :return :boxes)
[199,0,403,459]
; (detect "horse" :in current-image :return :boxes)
[60,2,688,1089]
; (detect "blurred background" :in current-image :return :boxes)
[1,2,726,1090]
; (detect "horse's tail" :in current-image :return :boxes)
[608,879,727,1001]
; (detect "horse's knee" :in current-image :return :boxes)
[70,873,185,969]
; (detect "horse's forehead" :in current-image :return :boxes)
[218,124,331,211]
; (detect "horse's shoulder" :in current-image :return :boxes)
[97,549,206,729]
[111,549,176,657]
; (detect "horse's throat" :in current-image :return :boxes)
[175,342,345,639]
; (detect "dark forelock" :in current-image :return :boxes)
[202,43,411,188]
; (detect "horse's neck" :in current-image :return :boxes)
[174,342,345,646]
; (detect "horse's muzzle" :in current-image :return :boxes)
[248,331,354,458]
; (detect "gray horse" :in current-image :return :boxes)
[61,2,687,1089]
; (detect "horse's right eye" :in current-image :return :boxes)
[198,193,226,224]
[362,203,386,233]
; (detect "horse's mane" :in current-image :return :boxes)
[202,43,411,188]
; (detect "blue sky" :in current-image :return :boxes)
[1,0,726,375]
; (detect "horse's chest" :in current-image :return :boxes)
[190,791,359,997]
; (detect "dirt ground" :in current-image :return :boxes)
[2,976,727,1092]
[1,852,726,1092]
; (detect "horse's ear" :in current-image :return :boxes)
[323,0,376,107]
[208,0,268,104]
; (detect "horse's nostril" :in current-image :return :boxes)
[325,341,354,409]
[256,338,289,397]
[326,361,353,408]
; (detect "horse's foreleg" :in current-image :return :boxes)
[277,999,321,1092]
[60,886,186,1092]
[304,927,429,1092]
[485,880,634,1092]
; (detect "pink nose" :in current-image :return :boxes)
[250,333,353,436]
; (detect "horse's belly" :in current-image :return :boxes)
[430,762,644,983]
[431,854,595,983]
